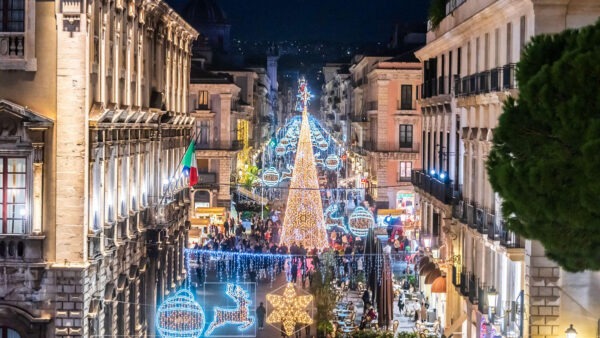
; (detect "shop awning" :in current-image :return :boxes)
[195,207,226,215]
[425,269,442,284]
[378,209,404,216]
[431,276,447,293]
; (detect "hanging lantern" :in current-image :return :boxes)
[156,289,206,338]
[262,167,280,187]
[324,154,340,170]
[280,138,290,146]
[348,206,374,237]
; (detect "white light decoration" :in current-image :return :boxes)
[279,83,328,250]
[205,283,254,336]
[156,289,206,338]
[275,145,287,157]
[324,154,341,170]
[262,167,281,187]
[266,283,313,337]
[324,204,345,230]
[280,138,290,146]
[317,141,329,151]
[348,206,375,237]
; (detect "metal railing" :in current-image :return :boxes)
[195,140,243,151]
[446,0,467,15]
[363,141,420,153]
[454,63,518,97]
[411,170,453,204]
[367,101,378,111]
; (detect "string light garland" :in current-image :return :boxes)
[205,283,254,336]
[156,289,206,338]
[266,282,313,336]
[348,206,375,237]
[279,81,328,250]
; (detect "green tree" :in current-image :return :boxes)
[487,20,600,271]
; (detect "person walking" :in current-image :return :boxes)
[397,297,404,315]
[256,302,266,330]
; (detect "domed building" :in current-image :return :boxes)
[177,0,232,66]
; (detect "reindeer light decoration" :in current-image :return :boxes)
[324,204,346,231]
[205,283,254,336]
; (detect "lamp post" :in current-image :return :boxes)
[565,324,577,338]
[487,287,498,315]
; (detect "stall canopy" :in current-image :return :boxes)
[431,276,447,293]
[424,269,442,284]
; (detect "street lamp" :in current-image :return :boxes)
[565,324,577,338]
[487,287,498,314]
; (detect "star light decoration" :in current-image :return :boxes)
[266,283,313,336]
[156,289,206,338]
[205,283,254,336]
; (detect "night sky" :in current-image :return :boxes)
[218,0,430,43]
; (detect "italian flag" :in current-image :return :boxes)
[181,141,198,187]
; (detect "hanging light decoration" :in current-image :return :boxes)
[348,206,375,237]
[156,289,206,338]
[275,144,287,157]
[325,154,341,170]
[262,167,280,187]
[266,283,313,336]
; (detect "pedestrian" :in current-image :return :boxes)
[256,302,266,330]
[398,298,404,315]
[305,323,311,337]
[362,289,371,312]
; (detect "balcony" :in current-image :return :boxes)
[363,141,420,153]
[350,114,368,123]
[411,170,453,204]
[0,33,25,59]
[454,63,518,97]
[468,273,479,305]
[421,78,438,99]
[194,172,217,189]
[0,234,45,264]
[195,140,243,151]
[196,104,209,111]
[445,0,467,15]
[488,220,523,248]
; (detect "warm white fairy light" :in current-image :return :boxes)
[266,283,313,336]
[279,104,328,249]
[156,289,206,338]
[348,206,375,237]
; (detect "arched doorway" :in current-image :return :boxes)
[0,327,21,338]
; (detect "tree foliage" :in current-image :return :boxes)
[487,20,600,271]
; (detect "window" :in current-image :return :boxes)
[399,124,413,148]
[196,121,210,146]
[1,157,27,234]
[400,85,412,110]
[0,327,21,338]
[0,0,25,32]
[398,161,412,182]
[198,91,209,109]
[197,158,209,173]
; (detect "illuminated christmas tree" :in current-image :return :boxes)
[279,80,328,249]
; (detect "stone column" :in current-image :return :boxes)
[55,2,88,263]
[526,240,560,338]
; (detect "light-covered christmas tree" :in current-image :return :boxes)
[279,80,328,249]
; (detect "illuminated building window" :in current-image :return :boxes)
[399,124,413,148]
[0,157,27,234]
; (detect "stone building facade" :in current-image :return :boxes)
[413,0,600,337]
[0,0,197,336]
[348,55,422,210]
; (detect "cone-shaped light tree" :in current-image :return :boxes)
[279,80,328,249]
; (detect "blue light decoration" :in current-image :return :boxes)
[324,154,341,170]
[156,289,206,338]
[262,167,280,187]
[205,283,254,336]
[348,206,375,237]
